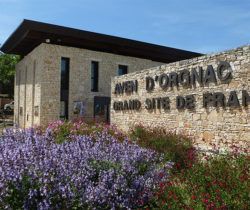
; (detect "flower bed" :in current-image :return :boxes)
[0,127,171,209]
[44,119,125,143]
[0,121,248,209]
[153,153,249,209]
[130,125,249,209]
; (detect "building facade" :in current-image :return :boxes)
[14,43,163,127]
[1,20,201,128]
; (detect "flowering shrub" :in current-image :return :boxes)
[129,124,197,171]
[1,122,248,209]
[129,125,249,209]
[45,119,125,144]
[0,128,171,209]
[152,152,249,209]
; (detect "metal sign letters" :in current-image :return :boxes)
[113,61,249,111]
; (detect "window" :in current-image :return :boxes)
[60,101,67,119]
[118,65,128,76]
[60,57,70,119]
[91,61,99,92]
[61,57,70,91]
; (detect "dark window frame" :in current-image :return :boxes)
[91,61,99,92]
[61,57,70,91]
[60,57,70,119]
[118,64,128,76]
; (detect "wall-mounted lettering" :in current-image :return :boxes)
[114,80,138,94]
[145,97,171,110]
[203,91,247,108]
[176,95,195,109]
[113,99,141,111]
[113,61,249,112]
[144,61,232,92]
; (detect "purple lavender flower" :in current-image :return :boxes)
[0,128,172,209]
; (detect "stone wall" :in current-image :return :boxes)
[15,43,163,128]
[111,45,250,149]
[15,45,43,128]
[40,43,162,125]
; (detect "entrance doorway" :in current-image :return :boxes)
[93,96,110,123]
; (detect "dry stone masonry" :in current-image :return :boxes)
[111,45,250,149]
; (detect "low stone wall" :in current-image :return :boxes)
[111,45,250,149]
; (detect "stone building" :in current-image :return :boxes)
[1,19,201,128]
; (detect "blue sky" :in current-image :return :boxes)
[0,0,249,54]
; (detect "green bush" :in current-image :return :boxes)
[45,119,125,144]
[23,123,250,209]
[129,125,197,171]
[129,125,249,209]
[152,153,249,209]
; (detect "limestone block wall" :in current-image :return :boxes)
[111,45,250,149]
[15,43,163,128]
[15,45,43,128]
[40,43,163,126]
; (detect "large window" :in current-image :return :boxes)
[91,61,99,92]
[61,58,70,91]
[60,57,70,119]
[118,65,128,76]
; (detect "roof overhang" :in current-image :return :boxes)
[1,19,203,63]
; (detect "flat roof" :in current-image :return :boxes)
[0,19,202,63]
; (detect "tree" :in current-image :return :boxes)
[0,53,20,97]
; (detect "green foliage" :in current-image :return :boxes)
[3,122,249,209]
[54,121,72,144]
[90,159,122,172]
[46,119,125,144]
[3,174,40,209]
[152,153,249,209]
[129,125,249,209]
[129,125,197,171]
[0,53,20,96]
